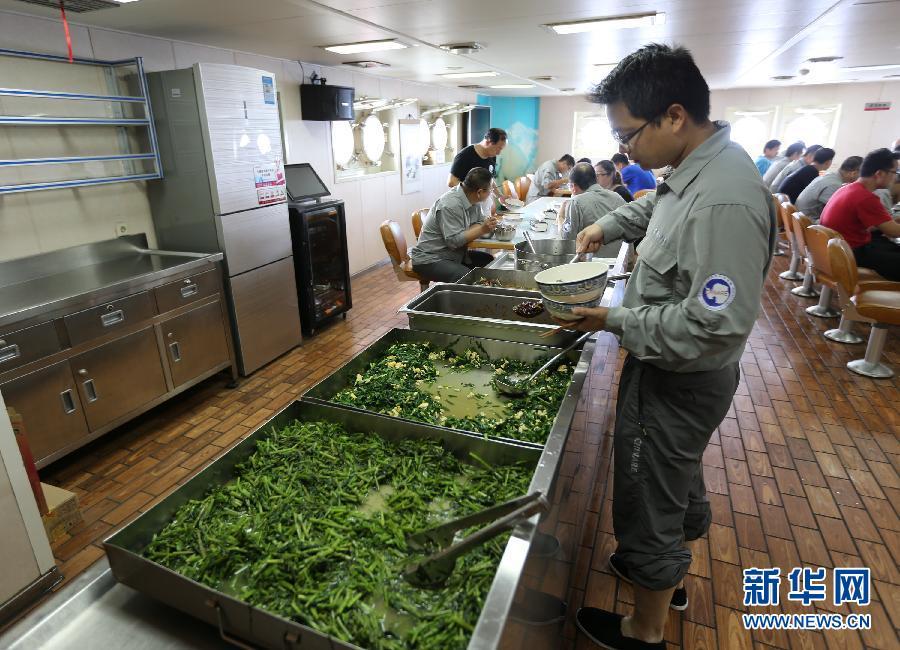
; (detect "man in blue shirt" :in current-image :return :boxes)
[755,139,781,176]
[612,152,657,194]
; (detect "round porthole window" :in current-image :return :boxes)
[432,117,448,151]
[418,118,431,157]
[362,114,385,162]
[331,120,355,167]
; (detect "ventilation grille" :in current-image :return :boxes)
[457,84,485,89]
[13,0,122,13]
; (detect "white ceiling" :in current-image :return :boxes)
[0,0,898,95]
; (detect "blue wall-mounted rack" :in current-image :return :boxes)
[0,48,163,195]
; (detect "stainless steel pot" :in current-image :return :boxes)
[514,239,579,271]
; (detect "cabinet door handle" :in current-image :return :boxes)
[82,379,98,403]
[100,309,125,327]
[0,343,20,364]
[180,283,199,298]
[169,341,182,362]
[60,389,77,414]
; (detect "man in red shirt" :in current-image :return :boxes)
[820,148,900,280]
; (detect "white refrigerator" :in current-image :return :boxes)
[147,63,302,375]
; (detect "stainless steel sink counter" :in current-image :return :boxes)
[0,235,223,329]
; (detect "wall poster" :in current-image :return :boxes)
[399,119,423,195]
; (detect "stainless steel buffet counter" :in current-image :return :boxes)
[0,241,632,650]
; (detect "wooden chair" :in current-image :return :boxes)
[633,189,652,200]
[828,238,900,378]
[502,179,517,199]
[789,212,819,298]
[411,209,428,240]
[804,225,884,320]
[514,176,531,202]
[380,220,429,292]
[779,201,803,281]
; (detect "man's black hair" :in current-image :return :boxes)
[589,43,710,123]
[764,139,781,151]
[611,153,629,166]
[813,148,835,164]
[839,156,863,172]
[577,157,592,164]
[785,142,805,157]
[484,128,507,144]
[559,154,576,167]
[804,144,823,158]
[462,167,493,191]
[860,148,898,177]
[570,162,597,191]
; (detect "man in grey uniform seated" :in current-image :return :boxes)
[566,44,776,650]
[533,154,576,196]
[559,162,625,239]
[769,144,821,192]
[410,168,498,283]
[796,155,862,220]
[762,140,803,189]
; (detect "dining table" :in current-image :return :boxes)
[469,196,569,251]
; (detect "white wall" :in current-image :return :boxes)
[0,10,476,274]
[537,81,900,169]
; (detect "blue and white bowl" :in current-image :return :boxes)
[541,294,602,321]
[534,263,607,304]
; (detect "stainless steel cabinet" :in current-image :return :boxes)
[161,300,229,389]
[0,361,89,464]
[70,327,168,431]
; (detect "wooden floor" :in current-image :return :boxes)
[36,255,900,649]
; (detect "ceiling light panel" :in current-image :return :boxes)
[440,71,500,79]
[844,63,900,71]
[323,40,407,55]
[546,12,665,35]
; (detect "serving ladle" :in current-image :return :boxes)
[494,331,594,397]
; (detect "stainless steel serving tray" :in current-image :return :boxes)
[399,283,579,347]
[302,328,589,452]
[456,267,539,290]
[104,400,544,650]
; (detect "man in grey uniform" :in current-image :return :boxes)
[568,44,776,650]
[410,168,498,282]
[769,144,821,192]
[534,154,576,196]
[559,162,626,239]
[762,141,803,189]
[796,155,862,220]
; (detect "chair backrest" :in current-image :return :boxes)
[791,212,812,257]
[780,201,797,232]
[380,220,409,268]
[411,209,427,239]
[515,176,531,201]
[502,179,516,198]
[827,237,859,298]
[773,193,789,204]
[633,189,651,199]
[805,224,842,281]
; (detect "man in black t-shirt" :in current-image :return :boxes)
[448,127,507,187]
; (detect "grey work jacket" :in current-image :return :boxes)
[770,158,803,192]
[762,157,790,188]
[796,172,843,219]
[561,184,625,239]
[534,159,562,196]
[410,185,482,266]
[597,122,777,372]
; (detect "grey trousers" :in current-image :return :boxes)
[613,354,740,591]
[412,250,494,283]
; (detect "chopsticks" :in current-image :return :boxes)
[539,320,584,338]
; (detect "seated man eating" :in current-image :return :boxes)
[410,167,498,282]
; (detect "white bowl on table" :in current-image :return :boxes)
[541,294,602,321]
[534,263,607,304]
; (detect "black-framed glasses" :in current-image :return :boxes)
[612,118,656,148]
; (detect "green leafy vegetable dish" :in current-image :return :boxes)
[331,342,575,444]
[144,420,533,650]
